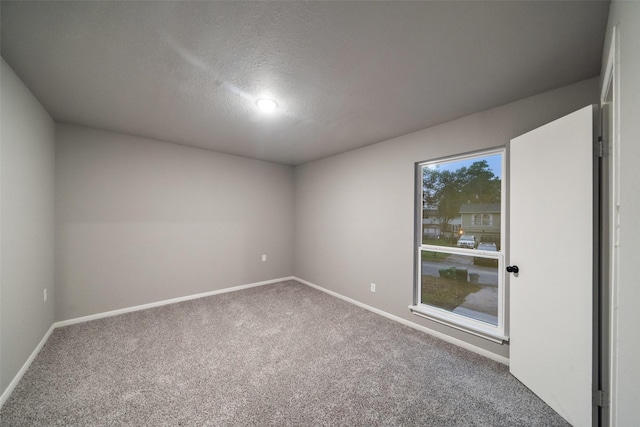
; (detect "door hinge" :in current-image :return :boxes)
[593,389,610,408]
[596,136,608,158]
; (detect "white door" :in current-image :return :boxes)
[509,105,594,427]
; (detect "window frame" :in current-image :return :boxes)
[411,148,508,343]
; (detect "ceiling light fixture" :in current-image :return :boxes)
[256,98,278,112]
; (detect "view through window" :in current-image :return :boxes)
[415,150,506,340]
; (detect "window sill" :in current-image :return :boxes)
[409,304,509,344]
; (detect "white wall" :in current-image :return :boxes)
[0,58,55,395]
[602,2,640,425]
[294,78,599,358]
[55,124,294,321]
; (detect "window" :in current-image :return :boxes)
[411,149,507,342]
[472,214,493,226]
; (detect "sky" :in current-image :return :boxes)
[425,153,502,179]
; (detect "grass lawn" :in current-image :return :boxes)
[421,251,450,261]
[421,275,481,311]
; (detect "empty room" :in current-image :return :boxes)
[1,1,638,426]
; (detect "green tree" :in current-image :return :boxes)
[423,160,500,232]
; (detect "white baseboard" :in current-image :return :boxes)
[0,324,55,408]
[0,276,294,409]
[293,276,509,366]
[55,276,294,328]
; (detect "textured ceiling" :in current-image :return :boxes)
[1,1,609,165]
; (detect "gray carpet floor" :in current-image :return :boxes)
[1,280,569,426]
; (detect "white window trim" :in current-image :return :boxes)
[413,148,508,342]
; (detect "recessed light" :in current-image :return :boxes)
[256,98,278,112]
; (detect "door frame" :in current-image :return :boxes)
[597,26,619,427]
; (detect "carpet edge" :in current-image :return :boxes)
[55,276,296,328]
[0,323,55,409]
[293,276,509,366]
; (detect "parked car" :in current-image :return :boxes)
[456,235,476,249]
[474,242,498,266]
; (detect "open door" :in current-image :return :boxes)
[509,105,595,427]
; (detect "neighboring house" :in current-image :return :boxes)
[422,208,461,238]
[459,203,500,245]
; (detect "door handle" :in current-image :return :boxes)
[506,265,519,274]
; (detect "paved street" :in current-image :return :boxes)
[421,254,499,287]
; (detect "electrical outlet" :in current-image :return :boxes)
[44,288,47,302]
[262,254,267,262]
[370,283,376,293]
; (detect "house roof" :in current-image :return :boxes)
[459,203,501,214]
